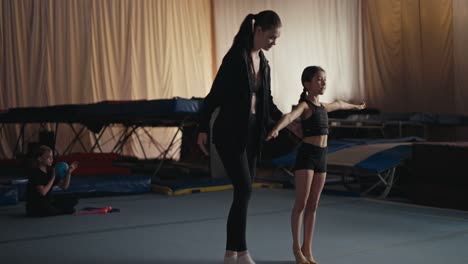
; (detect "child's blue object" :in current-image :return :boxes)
[54,162,69,180]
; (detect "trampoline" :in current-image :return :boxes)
[270,137,424,198]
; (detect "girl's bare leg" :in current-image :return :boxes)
[291,169,314,263]
[302,172,326,263]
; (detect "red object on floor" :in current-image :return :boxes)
[74,207,109,215]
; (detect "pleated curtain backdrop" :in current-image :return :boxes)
[0,0,214,158]
[1,0,468,159]
[212,0,365,113]
[362,0,456,113]
[453,0,468,116]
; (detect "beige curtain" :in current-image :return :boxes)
[453,0,468,116]
[363,0,454,113]
[212,0,365,113]
[0,0,213,159]
[2,0,467,159]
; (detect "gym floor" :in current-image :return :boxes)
[1,188,467,264]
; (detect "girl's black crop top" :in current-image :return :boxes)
[301,100,329,136]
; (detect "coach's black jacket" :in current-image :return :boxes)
[199,47,283,152]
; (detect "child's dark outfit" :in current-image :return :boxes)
[26,168,78,217]
[295,100,329,173]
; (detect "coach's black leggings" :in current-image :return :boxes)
[215,115,258,252]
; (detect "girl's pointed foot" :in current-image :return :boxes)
[293,250,310,264]
[305,256,318,264]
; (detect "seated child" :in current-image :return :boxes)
[26,145,79,217]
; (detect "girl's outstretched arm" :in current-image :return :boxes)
[323,100,366,112]
[266,102,308,141]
